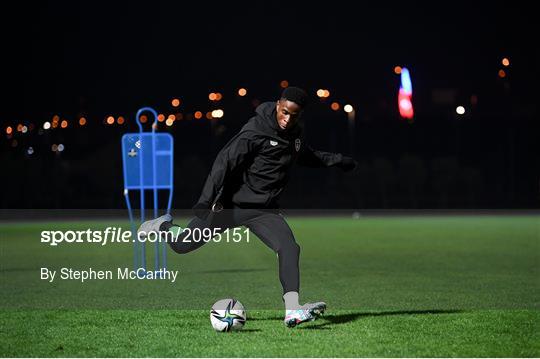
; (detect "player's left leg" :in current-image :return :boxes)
[137,214,173,240]
[243,212,326,327]
[165,215,231,254]
[137,212,233,254]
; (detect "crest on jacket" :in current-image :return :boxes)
[295,138,301,152]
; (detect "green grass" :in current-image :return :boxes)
[1,215,539,357]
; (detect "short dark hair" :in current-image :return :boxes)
[281,86,309,107]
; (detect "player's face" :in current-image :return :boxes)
[276,99,302,130]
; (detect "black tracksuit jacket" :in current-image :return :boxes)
[193,102,345,217]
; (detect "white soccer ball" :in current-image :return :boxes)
[210,298,246,332]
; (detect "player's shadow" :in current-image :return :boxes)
[301,309,464,329]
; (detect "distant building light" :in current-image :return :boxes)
[280,80,289,88]
[6,126,13,135]
[165,118,174,126]
[194,111,203,119]
[209,92,217,101]
[400,67,413,94]
[317,89,330,98]
[215,92,222,101]
[394,66,402,74]
[58,144,64,152]
[398,89,414,119]
[498,69,506,78]
[398,68,414,119]
[27,147,34,155]
[51,144,58,152]
[106,116,115,125]
[212,109,224,118]
[21,126,28,133]
[238,88,247,96]
[117,116,125,125]
[399,97,412,111]
[60,120,68,128]
[157,114,165,122]
[171,98,181,107]
[344,104,353,113]
[43,122,51,130]
[331,102,340,111]
[140,115,148,123]
[79,117,87,126]
[456,106,466,115]
[502,57,510,67]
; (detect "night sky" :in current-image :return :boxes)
[3,1,536,119]
[1,1,538,209]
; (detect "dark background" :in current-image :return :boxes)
[1,1,538,209]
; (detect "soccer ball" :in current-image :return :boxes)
[210,298,246,332]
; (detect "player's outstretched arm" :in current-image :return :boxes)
[297,144,358,171]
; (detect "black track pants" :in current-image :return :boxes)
[167,208,300,294]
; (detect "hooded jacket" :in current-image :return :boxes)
[194,102,344,217]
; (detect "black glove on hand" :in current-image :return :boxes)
[340,156,358,172]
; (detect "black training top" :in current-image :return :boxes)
[193,101,344,218]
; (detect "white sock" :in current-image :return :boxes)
[283,291,300,311]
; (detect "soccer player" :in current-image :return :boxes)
[138,86,357,327]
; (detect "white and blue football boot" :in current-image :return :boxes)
[284,302,326,327]
[137,213,172,239]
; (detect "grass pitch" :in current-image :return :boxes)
[1,214,539,357]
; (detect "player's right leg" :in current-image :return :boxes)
[137,214,173,240]
[136,214,212,254]
[138,210,235,254]
[164,216,223,254]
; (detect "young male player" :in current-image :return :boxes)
[138,86,357,327]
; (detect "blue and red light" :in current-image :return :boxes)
[398,67,414,120]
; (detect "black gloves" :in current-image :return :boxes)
[339,156,358,172]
